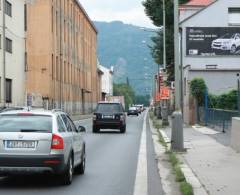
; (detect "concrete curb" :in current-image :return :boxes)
[149,118,181,195]
[158,125,208,195]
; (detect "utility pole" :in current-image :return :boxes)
[2,0,6,107]
[174,0,180,110]
[163,0,166,70]
[171,0,184,151]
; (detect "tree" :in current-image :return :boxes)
[143,0,189,81]
[190,78,207,106]
[113,83,135,109]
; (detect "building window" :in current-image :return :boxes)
[24,4,27,31]
[6,79,12,103]
[5,1,12,17]
[25,52,28,71]
[228,7,240,25]
[6,38,12,53]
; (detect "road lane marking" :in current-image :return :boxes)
[133,111,148,195]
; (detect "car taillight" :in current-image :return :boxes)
[51,134,64,150]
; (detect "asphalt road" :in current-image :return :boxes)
[0,112,163,195]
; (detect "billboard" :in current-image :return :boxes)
[186,27,240,56]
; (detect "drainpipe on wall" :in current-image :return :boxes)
[2,0,6,107]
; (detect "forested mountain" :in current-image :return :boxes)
[95,21,157,95]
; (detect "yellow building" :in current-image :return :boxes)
[26,0,99,114]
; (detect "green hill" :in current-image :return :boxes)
[94,21,157,95]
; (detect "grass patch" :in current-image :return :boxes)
[149,112,194,195]
[180,181,194,195]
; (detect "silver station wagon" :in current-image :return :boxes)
[0,109,86,185]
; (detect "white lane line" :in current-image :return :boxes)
[133,111,148,195]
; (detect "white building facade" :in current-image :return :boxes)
[0,0,26,107]
[180,0,240,124]
[99,65,114,100]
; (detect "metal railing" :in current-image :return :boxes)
[198,107,239,132]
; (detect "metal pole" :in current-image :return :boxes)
[174,0,180,110]
[171,0,184,152]
[2,0,6,107]
[163,0,166,70]
[204,89,208,126]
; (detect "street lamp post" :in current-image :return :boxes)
[171,0,184,152]
[163,0,166,70]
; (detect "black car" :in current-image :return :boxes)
[92,102,126,133]
[127,107,139,116]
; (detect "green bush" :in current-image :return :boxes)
[209,90,237,110]
[190,78,207,106]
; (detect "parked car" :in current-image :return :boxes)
[0,109,86,185]
[211,33,240,54]
[92,102,126,133]
[127,107,139,116]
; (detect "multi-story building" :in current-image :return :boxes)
[0,0,26,107]
[26,0,99,114]
[180,0,240,124]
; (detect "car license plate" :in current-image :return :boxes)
[6,141,36,149]
[103,115,114,119]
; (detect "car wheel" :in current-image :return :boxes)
[120,125,126,133]
[61,155,73,185]
[92,127,99,133]
[75,146,86,175]
[230,45,237,54]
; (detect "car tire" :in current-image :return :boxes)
[75,146,86,175]
[92,127,99,133]
[61,155,73,185]
[120,125,126,133]
[230,45,237,54]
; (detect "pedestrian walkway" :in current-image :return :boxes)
[163,124,240,195]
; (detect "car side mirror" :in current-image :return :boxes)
[78,125,86,133]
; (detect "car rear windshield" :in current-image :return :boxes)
[96,103,122,113]
[0,114,52,133]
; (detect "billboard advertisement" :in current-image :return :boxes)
[186,27,240,56]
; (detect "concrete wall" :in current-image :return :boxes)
[0,0,26,106]
[231,117,240,152]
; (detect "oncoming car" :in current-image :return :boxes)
[0,109,86,185]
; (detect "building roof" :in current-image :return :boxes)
[184,0,214,6]
[180,0,218,24]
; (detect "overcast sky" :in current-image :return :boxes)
[79,0,155,28]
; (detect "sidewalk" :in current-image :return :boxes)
[162,124,240,195]
[70,114,92,121]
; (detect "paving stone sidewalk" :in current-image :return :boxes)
[163,125,240,195]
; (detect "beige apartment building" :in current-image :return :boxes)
[26,0,99,114]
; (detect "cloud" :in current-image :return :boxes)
[79,0,155,28]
